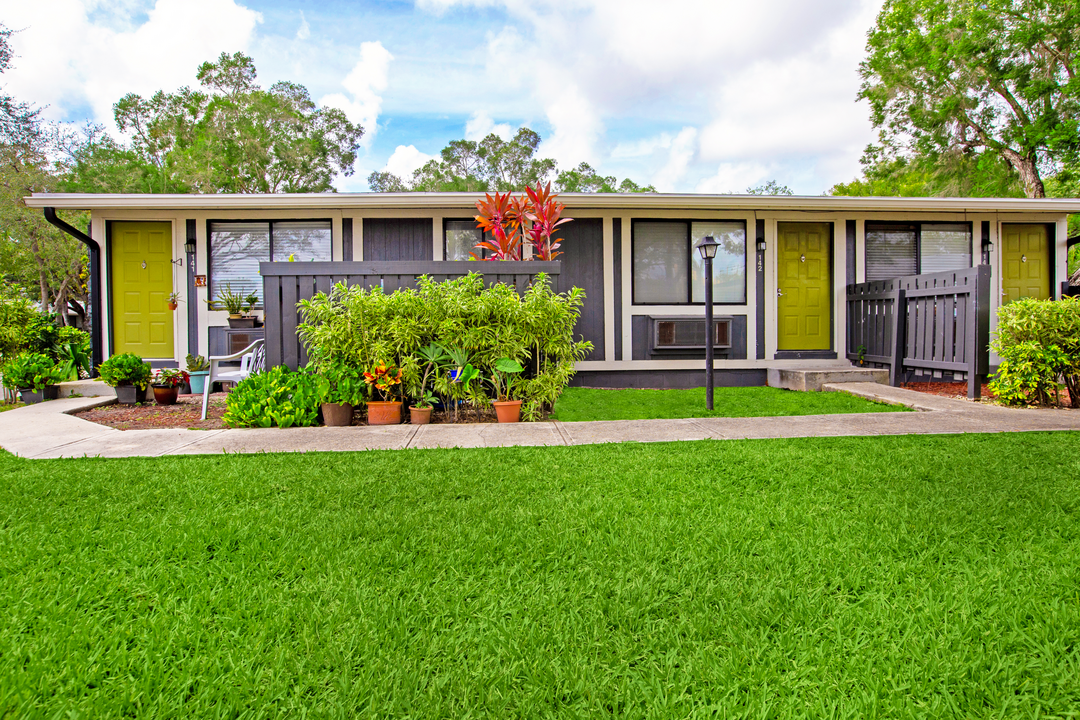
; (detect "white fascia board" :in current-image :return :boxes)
[24,191,1080,214]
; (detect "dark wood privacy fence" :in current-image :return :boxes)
[260,261,562,370]
[846,266,991,398]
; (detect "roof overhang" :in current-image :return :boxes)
[25,191,1080,213]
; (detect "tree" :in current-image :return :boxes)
[746,180,793,195]
[859,0,1080,198]
[104,52,365,194]
[0,24,88,325]
[370,129,656,194]
[831,147,1026,197]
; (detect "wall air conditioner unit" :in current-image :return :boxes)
[652,317,731,350]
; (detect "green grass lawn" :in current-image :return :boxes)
[550,385,907,421]
[1,433,1078,717]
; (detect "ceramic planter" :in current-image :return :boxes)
[410,406,432,425]
[188,370,209,395]
[167,302,178,311]
[321,402,354,427]
[18,385,59,405]
[367,401,402,425]
[152,385,179,405]
[493,399,522,423]
[114,384,148,405]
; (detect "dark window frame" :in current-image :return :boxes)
[865,220,973,278]
[206,218,334,309]
[630,218,748,306]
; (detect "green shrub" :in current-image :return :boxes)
[98,353,152,390]
[223,367,320,428]
[297,273,593,420]
[313,363,367,406]
[989,296,1080,407]
[1,352,64,391]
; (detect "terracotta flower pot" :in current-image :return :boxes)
[152,385,179,405]
[410,406,432,425]
[367,401,402,425]
[493,399,522,423]
[167,301,178,311]
[322,402,353,427]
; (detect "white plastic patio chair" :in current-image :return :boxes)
[200,339,266,420]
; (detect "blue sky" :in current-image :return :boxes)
[1,0,883,194]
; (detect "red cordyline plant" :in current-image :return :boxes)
[473,182,573,261]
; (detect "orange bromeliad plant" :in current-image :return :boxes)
[473,182,572,261]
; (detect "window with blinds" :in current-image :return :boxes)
[865,222,971,281]
[444,220,483,260]
[632,220,747,304]
[209,220,332,306]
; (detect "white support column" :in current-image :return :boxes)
[432,217,443,261]
[356,218,364,261]
[621,215,632,361]
[603,217,615,363]
[855,219,866,283]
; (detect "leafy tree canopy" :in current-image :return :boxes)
[746,181,794,195]
[368,127,656,194]
[859,0,1080,199]
[60,52,364,194]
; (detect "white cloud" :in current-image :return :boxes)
[538,84,603,166]
[384,145,434,178]
[651,127,698,191]
[1,0,262,126]
[465,111,512,141]
[695,162,772,195]
[296,11,311,41]
[320,41,394,148]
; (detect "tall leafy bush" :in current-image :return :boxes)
[989,296,1080,407]
[297,273,592,419]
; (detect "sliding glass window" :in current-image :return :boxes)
[632,220,746,304]
[209,220,332,306]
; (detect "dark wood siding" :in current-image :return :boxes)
[557,218,605,361]
[362,218,433,261]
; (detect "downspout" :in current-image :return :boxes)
[43,207,103,375]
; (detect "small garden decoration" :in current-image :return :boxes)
[98,353,152,404]
[364,363,403,425]
[166,291,180,311]
[151,368,189,406]
[1,352,64,404]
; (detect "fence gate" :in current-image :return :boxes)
[260,261,561,370]
[846,266,991,398]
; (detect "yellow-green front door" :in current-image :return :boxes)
[111,222,173,358]
[1001,224,1050,302]
[777,222,832,351]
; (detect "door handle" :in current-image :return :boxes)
[777,288,785,297]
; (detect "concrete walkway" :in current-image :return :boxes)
[1,382,1077,460]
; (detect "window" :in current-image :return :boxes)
[865,222,970,281]
[632,220,746,304]
[444,219,482,260]
[209,220,332,306]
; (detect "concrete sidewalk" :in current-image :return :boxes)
[2,382,1077,460]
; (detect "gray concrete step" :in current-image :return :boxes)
[767,366,888,392]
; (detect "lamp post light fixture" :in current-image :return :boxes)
[695,235,719,411]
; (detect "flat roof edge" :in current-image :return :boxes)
[24,192,1080,213]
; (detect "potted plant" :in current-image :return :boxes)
[314,363,365,427]
[488,357,524,422]
[409,343,450,425]
[1,352,64,404]
[98,353,152,404]
[207,284,254,328]
[363,363,403,425]
[186,354,210,394]
[166,291,180,311]
[150,367,189,405]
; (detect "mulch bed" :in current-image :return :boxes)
[75,394,505,431]
[902,381,1075,407]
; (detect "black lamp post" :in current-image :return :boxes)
[695,235,719,410]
